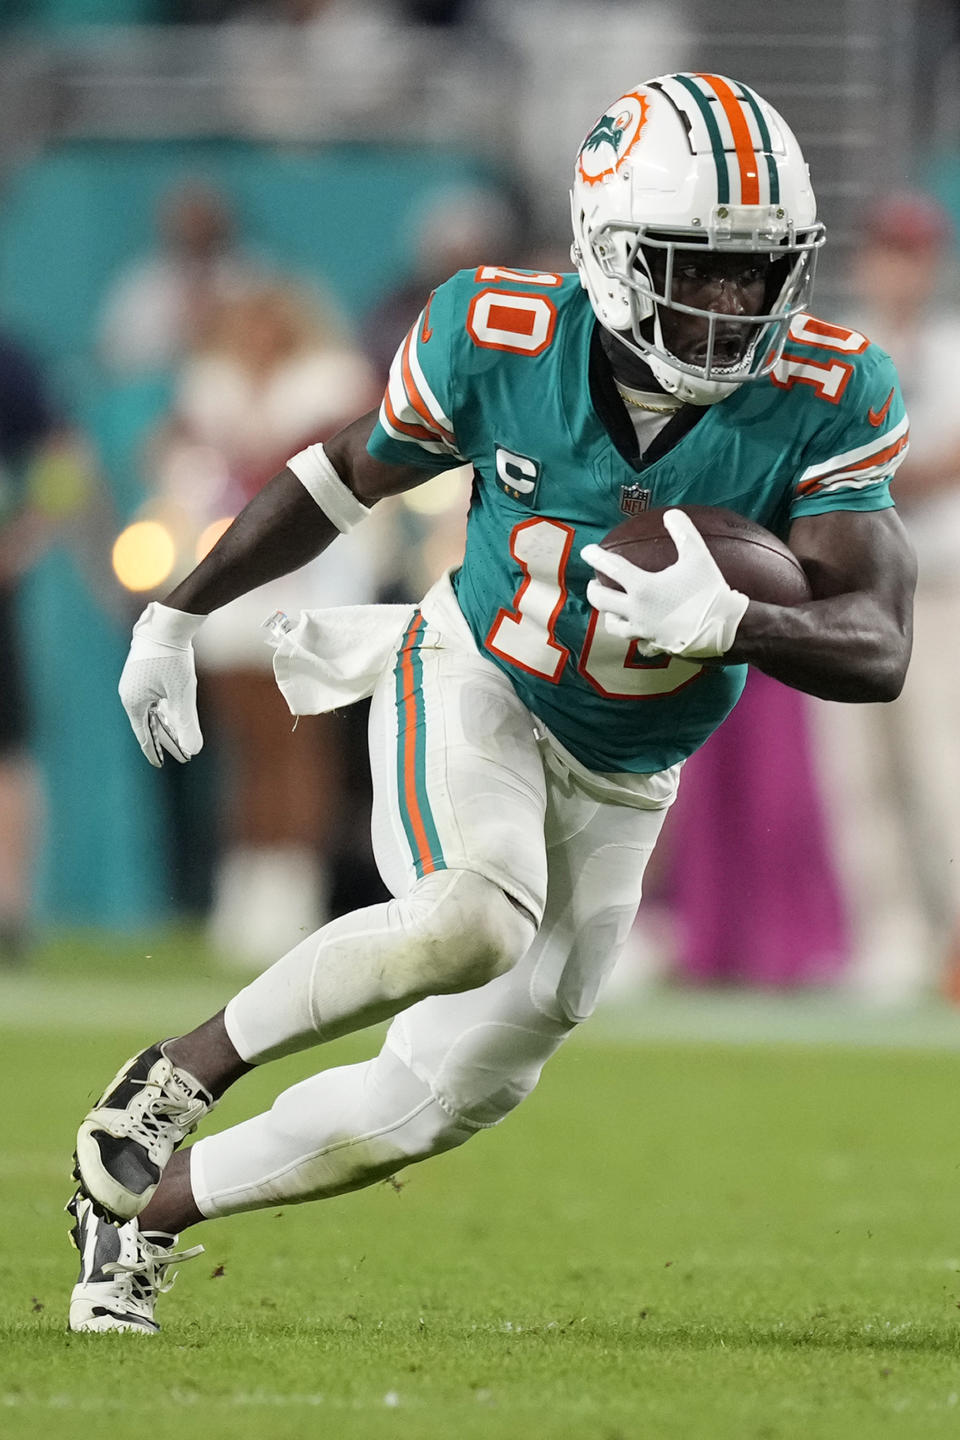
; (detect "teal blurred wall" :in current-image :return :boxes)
[0,138,490,929]
[2,2,168,26]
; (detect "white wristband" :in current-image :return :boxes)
[134,601,206,647]
[286,443,370,533]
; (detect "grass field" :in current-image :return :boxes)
[4,931,960,1439]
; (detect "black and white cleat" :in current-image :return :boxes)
[74,1040,214,1221]
[67,1190,203,1334]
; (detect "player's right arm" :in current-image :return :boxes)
[119,411,433,767]
[163,411,428,616]
[121,279,469,765]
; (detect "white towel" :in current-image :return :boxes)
[263,604,416,716]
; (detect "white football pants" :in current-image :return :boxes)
[190,580,673,1217]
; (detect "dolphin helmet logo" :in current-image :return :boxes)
[583,113,625,155]
[576,91,650,186]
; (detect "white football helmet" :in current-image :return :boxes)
[570,73,825,405]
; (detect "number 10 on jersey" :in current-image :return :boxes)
[486,518,703,699]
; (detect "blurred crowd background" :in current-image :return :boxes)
[2,0,960,1004]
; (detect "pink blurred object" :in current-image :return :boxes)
[862,191,953,253]
[658,668,850,988]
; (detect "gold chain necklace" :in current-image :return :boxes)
[615,387,679,414]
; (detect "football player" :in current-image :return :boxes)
[67,73,915,1332]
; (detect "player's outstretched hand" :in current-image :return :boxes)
[582,509,749,660]
[118,602,206,767]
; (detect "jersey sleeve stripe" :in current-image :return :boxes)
[796,433,909,495]
[400,329,456,446]
[380,390,452,449]
[796,415,909,484]
[380,318,464,458]
[800,465,904,498]
[402,322,457,442]
[384,330,447,444]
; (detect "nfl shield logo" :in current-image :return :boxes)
[619,483,651,516]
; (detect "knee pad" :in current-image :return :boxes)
[363,1047,481,1162]
[396,868,536,997]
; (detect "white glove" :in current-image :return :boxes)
[118,601,206,767]
[581,509,749,660]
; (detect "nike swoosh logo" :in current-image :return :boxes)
[868,387,895,427]
[420,290,436,343]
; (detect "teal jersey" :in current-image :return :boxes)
[368,267,907,774]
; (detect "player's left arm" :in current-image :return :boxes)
[585,344,917,702]
[726,345,917,702]
[584,504,915,703]
[724,505,916,702]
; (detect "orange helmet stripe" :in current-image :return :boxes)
[696,73,761,205]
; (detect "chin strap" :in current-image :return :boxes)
[645,309,745,405]
[648,353,744,407]
[601,316,744,409]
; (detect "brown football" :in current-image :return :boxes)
[597,505,812,607]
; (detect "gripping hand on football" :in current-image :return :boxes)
[581,509,749,660]
[118,601,206,766]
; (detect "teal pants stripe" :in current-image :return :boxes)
[394,611,447,879]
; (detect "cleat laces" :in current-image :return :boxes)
[103,1238,205,1309]
[110,1071,210,1159]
